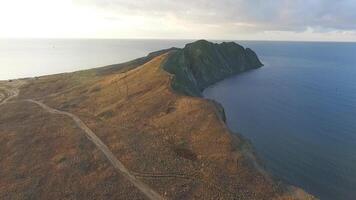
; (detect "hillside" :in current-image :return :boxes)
[163,40,263,96]
[0,40,314,199]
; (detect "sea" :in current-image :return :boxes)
[1,39,356,199]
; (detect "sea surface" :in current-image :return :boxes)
[0,39,191,80]
[204,41,356,200]
[1,39,356,199]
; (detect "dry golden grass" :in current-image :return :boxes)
[1,53,315,199]
[0,102,146,200]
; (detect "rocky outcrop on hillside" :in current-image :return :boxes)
[163,40,263,96]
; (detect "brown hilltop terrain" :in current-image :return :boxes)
[0,40,315,199]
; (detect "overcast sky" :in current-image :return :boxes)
[1,0,356,41]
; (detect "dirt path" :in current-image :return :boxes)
[0,81,23,106]
[0,80,164,199]
[26,99,164,200]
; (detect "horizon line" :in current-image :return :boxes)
[1,37,356,43]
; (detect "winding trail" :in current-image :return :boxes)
[0,82,186,199]
[26,99,164,200]
[0,81,169,199]
[0,80,274,200]
[0,84,20,106]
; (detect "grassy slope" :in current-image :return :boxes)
[0,43,314,199]
[0,99,146,199]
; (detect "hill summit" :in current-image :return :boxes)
[163,40,263,96]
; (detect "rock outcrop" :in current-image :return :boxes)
[163,40,263,96]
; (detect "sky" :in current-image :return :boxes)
[1,0,356,41]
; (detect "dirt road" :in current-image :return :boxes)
[0,80,163,199]
[26,99,164,200]
[0,81,23,106]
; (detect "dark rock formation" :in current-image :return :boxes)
[163,40,263,96]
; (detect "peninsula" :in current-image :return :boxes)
[0,40,314,199]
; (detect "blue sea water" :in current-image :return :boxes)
[204,41,356,200]
[1,39,355,199]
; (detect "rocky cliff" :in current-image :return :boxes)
[163,40,263,96]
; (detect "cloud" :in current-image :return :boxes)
[74,0,356,33]
[1,0,356,40]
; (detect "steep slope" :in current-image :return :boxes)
[0,40,314,199]
[163,40,263,96]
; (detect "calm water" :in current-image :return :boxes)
[1,39,355,199]
[204,41,356,200]
[0,39,191,80]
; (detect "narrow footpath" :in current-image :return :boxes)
[27,99,164,200]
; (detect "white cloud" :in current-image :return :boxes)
[1,0,356,41]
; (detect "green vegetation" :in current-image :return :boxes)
[163,40,263,96]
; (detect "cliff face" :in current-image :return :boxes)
[163,40,263,96]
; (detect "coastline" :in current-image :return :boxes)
[0,42,315,199]
[161,57,315,199]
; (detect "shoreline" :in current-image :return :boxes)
[0,43,316,199]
